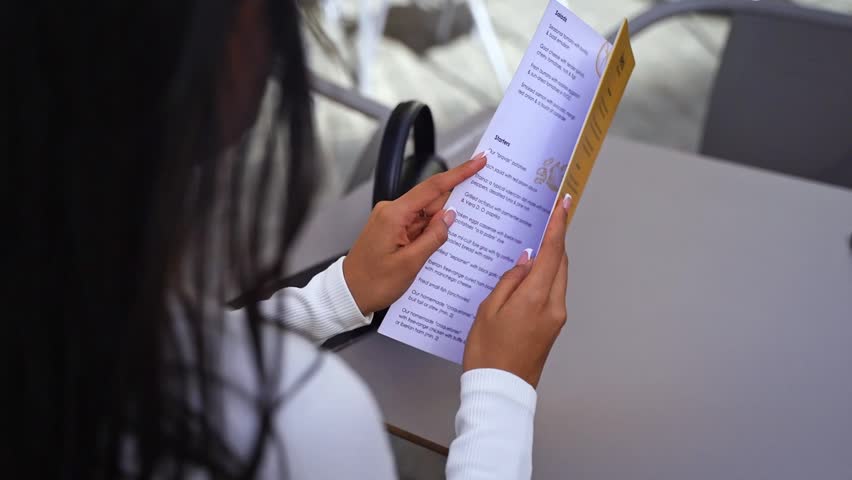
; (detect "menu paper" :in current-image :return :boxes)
[379,1,636,363]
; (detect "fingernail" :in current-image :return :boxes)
[517,247,533,265]
[442,207,457,227]
[469,152,487,167]
[562,193,573,211]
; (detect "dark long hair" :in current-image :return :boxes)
[6,0,315,477]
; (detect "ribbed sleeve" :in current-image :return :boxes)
[258,257,374,343]
[446,368,537,480]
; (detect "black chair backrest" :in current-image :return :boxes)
[373,101,448,205]
[700,11,852,189]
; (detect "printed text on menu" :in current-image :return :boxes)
[379,0,612,363]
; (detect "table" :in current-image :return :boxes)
[289,131,852,479]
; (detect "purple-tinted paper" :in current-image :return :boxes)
[379,0,608,363]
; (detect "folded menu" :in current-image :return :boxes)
[379,0,636,363]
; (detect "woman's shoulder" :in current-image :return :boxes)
[219,321,396,478]
[278,330,377,409]
[277,333,396,478]
[219,318,378,413]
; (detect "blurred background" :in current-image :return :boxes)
[303,0,851,209]
[298,1,851,478]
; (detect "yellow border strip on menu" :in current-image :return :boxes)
[558,20,636,226]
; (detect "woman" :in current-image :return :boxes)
[6,0,569,478]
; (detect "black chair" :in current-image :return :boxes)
[608,0,852,189]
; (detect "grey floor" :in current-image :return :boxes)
[305,1,851,478]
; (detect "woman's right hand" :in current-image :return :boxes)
[463,194,571,388]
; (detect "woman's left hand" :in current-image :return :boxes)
[343,153,487,315]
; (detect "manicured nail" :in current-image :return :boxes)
[442,207,457,227]
[518,247,533,265]
[469,154,487,168]
[562,193,573,211]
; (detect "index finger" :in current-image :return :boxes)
[522,193,570,294]
[394,152,486,212]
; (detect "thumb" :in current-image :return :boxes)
[403,208,455,267]
[483,248,533,311]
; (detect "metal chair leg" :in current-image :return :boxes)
[467,0,511,90]
[357,0,391,94]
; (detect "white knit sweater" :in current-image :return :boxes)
[221,257,536,479]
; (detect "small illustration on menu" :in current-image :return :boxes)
[535,158,568,193]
